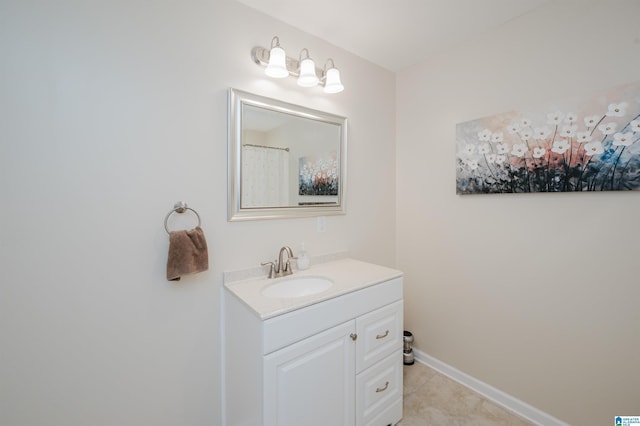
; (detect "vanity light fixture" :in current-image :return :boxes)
[297,48,319,87]
[322,59,344,94]
[265,36,288,78]
[251,36,344,94]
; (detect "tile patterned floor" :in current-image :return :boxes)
[398,361,535,426]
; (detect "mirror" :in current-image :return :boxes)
[228,88,347,221]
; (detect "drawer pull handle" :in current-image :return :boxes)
[376,381,389,393]
[350,333,358,341]
[376,330,389,339]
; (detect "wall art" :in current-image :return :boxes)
[298,153,339,196]
[456,80,640,194]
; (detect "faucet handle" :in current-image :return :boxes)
[283,256,298,274]
[261,261,276,279]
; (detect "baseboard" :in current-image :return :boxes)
[412,349,568,426]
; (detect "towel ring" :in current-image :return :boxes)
[164,201,201,234]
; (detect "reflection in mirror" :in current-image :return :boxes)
[228,89,347,221]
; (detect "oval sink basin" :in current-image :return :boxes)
[261,276,333,299]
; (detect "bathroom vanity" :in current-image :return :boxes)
[223,257,403,426]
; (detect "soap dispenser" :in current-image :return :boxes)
[296,243,310,270]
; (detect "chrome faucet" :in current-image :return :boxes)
[261,246,297,278]
[277,246,295,277]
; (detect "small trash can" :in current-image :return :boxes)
[403,330,414,365]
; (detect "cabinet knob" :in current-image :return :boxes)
[350,333,357,341]
[375,330,389,339]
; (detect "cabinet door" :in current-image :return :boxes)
[264,321,356,426]
[355,300,403,373]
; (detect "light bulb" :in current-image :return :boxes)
[265,46,288,78]
[323,67,344,93]
[297,58,319,87]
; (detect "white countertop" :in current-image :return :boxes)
[223,258,403,320]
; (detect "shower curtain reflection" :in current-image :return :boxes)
[241,145,290,207]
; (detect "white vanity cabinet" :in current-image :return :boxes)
[223,264,403,426]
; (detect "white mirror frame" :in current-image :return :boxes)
[228,88,348,221]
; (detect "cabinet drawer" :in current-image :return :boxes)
[356,352,403,426]
[355,300,403,372]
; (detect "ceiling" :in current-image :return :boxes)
[235,0,551,71]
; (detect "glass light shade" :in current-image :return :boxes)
[265,46,288,78]
[323,67,344,93]
[297,58,319,87]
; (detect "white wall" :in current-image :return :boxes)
[0,1,395,425]
[396,1,640,425]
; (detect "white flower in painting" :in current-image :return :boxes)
[463,144,476,155]
[519,127,533,141]
[547,111,564,125]
[606,102,628,117]
[467,159,479,170]
[511,143,528,157]
[630,119,640,133]
[486,153,496,163]
[584,141,604,156]
[560,125,578,138]
[552,139,571,154]
[564,112,578,123]
[496,143,509,154]
[613,132,634,147]
[506,122,520,135]
[478,128,492,141]
[495,154,507,165]
[584,115,600,128]
[576,131,592,143]
[598,122,617,135]
[491,132,504,143]
[533,147,547,158]
[533,126,551,140]
[521,118,532,127]
[478,143,492,154]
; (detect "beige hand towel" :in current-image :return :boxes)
[166,226,209,281]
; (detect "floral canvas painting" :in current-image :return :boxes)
[298,153,339,196]
[456,80,640,194]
